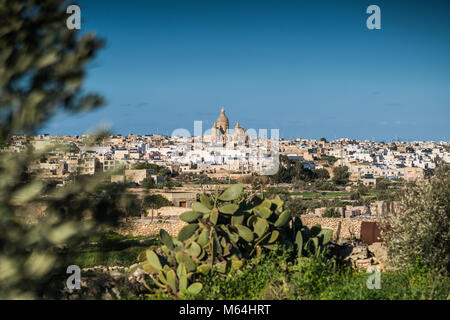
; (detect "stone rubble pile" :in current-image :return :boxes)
[330,240,388,271]
[61,264,149,300]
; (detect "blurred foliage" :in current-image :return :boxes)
[0,0,129,299]
[0,0,104,142]
[61,232,159,268]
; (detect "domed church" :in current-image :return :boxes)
[211,108,248,145]
[212,107,229,135]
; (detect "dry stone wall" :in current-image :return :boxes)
[111,206,190,237]
[112,214,378,240]
[300,215,378,239]
[23,201,378,240]
[112,218,187,237]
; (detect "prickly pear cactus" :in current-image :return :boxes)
[140,184,333,297]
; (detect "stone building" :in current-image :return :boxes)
[403,167,424,182]
[212,107,229,136]
[211,108,248,145]
[154,191,197,208]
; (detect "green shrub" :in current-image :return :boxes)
[142,194,172,210]
[332,166,350,186]
[188,249,450,300]
[322,207,341,218]
[265,187,290,201]
[316,263,449,300]
[197,246,292,300]
[63,246,144,268]
[314,181,339,191]
[139,184,333,298]
[380,164,450,273]
[285,198,309,216]
[313,168,330,180]
[0,0,131,299]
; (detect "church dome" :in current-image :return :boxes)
[216,108,229,132]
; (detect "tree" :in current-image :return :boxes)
[380,164,450,273]
[251,174,269,191]
[0,1,104,143]
[163,180,182,189]
[313,168,330,180]
[119,193,142,220]
[322,207,341,218]
[142,194,172,210]
[265,186,290,201]
[272,155,293,183]
[141,176,155,189]
[350,191,361,200]
[318,154,338,165]
[332,166,350,186]
[272,155,315,183]
[132,162,150,170]
[285,198,309,216]
[353,183,368,196]
[375,177,390,190]
[314,180,338,191]
[0,0,125,299]
[132,162,173,181]
[424,168,435,180]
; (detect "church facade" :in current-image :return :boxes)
[210,108,248,145]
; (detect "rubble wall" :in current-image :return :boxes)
[300,216,378,239]
[113,216,378,239]
[111,218,187,237]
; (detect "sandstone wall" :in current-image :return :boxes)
[148,206,190,217]
[113,215,377,239]
[112,218,187,237]
[300,215,378,239]
[114,206,189,237]
[22,202,378,240]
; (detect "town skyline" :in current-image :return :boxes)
[39,106,449,143]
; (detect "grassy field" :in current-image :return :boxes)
[62,246,145,268]
[290,191,349,198]
[61,232,449,300]
[60,231,157,268]
[194,249,450,300]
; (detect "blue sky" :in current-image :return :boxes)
[44,0,450,141]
